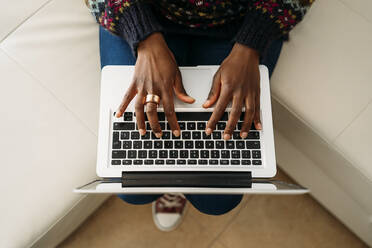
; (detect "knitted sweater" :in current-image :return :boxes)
[86,0,314,56]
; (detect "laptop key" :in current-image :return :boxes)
[151,132,160,139]
[112,150,126,159]
[192,131,201,139]
[164,141,173,149]
[242,160,251,165]
[233,132,241,140]
[113,122,135,130]
[201,150,209,158]
[182,131,191,139]
[177,159,186,165]
[144,141,152,149]
[180,150,188,158]
[131,132,140,139]
[211,150,220,158]
[112,141,121,149]
[141,132,150,139]
[202,132,211,139]
[185,141,193,149]
[133,141,142,149]
[163,131,171,139]
[195,141,204,149]
[138,150,147,158]
[128,150,136,158]
[217,122,226,130]
[212,131,221,139]
[155,159,165,165]
[209,159,218,165]
[216,141,224,149]
[113,132,119,141]
[248,131,260,139]
[198,159,208,165]
[246,141,260,149]
[231,160,240,165]
[236,141,245,149]
[123,141,132,149]
[253,160,262,165]
[166,159,175,165]
[242,150,251,158]
[188,159,197,165]
[179,122,186,130]
[175,140,183,149]
[144,159,154,165]
[172,133,181,139]
[252,150,261,158]
[158,112,165,121]
[170,150,178,158]
[111,160,121,165]
[232,150,240,159]
[159,122,166,130]
[187,122,196,130]
[197,122,206,130]
[121,131,130,140]
[122,160,132,165]
[221,150,230,158]
[123,112,133,121]
[134,159,143,165]
[220,160,229,165]
[190,150,199,158]
[159,150,168,158]
[149,150,157,158]
[154,140,163,149]
[206,141,214,149]
[226,141,235,149]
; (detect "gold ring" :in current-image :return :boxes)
[144,94,160,105]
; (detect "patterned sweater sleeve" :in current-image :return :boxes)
[85,0,162,56]
[234,0,314,54]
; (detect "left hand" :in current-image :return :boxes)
[203,43,262,140]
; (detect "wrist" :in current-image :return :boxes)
[230,43,260,63]
[137,32,166,54]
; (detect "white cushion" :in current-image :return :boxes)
[0,0,102,247]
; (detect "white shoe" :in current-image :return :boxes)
[152,194,187,232]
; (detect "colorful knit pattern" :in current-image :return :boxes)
[251,0,314,33]
[86,0,313,36]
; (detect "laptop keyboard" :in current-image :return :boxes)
[111,112,262,166]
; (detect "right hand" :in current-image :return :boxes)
[115,32,195,138]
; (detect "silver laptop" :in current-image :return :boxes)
[75,65,308,194]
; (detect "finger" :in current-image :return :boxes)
[224,95,244,140]
[203,71,221,108]
[253,92,262,130]
[135,91,146,135]
[240,97,255,139]
[116,83,137,117]
[205,87,231,135]
[146,101,162,138]
[174,70,195,104]
[162,91,180,137]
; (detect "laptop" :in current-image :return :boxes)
[75,65,308,194]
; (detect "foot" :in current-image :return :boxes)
[152,194,187,231]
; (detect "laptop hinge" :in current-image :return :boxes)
[121,171,252,188]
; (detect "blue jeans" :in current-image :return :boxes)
[99,26,283,215]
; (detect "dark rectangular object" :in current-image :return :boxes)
[121,171,252,188]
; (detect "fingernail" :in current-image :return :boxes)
[155,132,162,138]
[115,112,121,118]
[139,129,146,135]
[206,128,212,135]
[241,132,248,139]
[173,130,180,137]
[223,133,231,140]
[257,123,262,130]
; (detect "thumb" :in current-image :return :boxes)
[203,71,221,108]
[174,70,195,104]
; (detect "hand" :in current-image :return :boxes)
[203,43,262,140]
[116,32,195,137]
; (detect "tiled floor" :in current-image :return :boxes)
[58,170,366,248]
